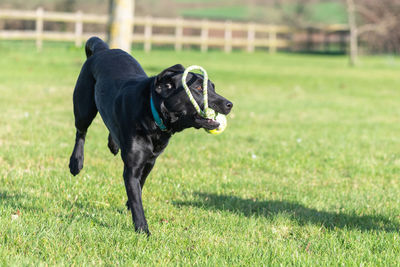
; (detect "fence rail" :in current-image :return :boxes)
[0,8,349,53]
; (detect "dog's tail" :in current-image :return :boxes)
[85,37,109,58]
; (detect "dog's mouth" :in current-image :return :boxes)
[194,114,220,130]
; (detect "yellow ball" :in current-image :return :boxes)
[206,113,227,135]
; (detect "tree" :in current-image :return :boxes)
[107,0,135,53]
[346,0,357,66]
[277,0,317,27]
[345,0,400,64]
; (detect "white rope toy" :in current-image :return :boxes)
[181,65,227,135]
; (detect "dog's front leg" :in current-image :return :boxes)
[125,159,156,212]
[121,148,151,235]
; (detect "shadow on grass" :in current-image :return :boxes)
[174,192,399,233]
[0,191,20,201]
[0,191,42,213]
[0,190,124,229]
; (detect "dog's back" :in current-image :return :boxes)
[85,37,148,84]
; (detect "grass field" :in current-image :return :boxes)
[1,41,400,265]
[180,1,347,24]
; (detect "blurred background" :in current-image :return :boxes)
[1,1,400,264]
[1,0,400,57]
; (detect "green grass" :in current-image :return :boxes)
[180,6,250,21]
[282,1,347,25]
[307,1,347,24]
[1,41,400,265]
[179,1,347,24]
[180,5,280,22]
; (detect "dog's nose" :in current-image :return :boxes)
[226,101,233,110]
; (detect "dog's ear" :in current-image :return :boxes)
[158,64,185,77]
[155,64,185,98]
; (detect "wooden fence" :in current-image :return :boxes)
[0,8,349,53]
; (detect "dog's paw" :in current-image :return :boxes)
[69,155,83,176]
[135,226,151,237]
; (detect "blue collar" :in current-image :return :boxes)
[150,95,167,131]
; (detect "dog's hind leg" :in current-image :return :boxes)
[107,133,119,155]
[69,63,97,176]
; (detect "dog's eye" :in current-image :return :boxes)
[166,83,172,89]
[196,86,202,91]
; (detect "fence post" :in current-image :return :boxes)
[75,10,83,47]
[247,23,255,53]
[306,27,313,52]
[340,31,346,53]
[201,19,208,53]
[144,16,152,52]
[0,15,4,30]
[269,26,277,54]
[324,30,330,53]
[175,17,183,51]
[288,28,295,52]
[224,20,232,53]
[35,7,44,51]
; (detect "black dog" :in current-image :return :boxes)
[68,37,233,235]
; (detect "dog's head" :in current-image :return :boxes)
[154,64,233,132]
